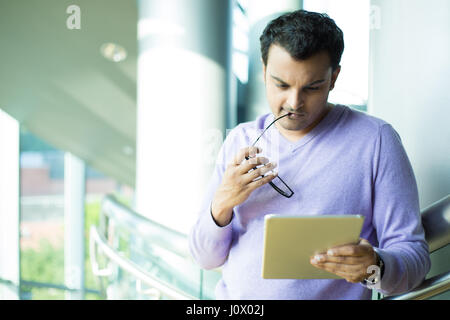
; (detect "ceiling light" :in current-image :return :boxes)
[100,43,127,62]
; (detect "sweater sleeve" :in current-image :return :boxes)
[371,124,431,296]
[188,128,239,270]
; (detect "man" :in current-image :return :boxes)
[189,9,430,299]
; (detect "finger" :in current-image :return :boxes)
[232,147,262,165]
[311,254,365,265]
[359,238,370,245]
[326,244,370,257]
[311,261,361,282]
[311,258,371,283]
[311,261,362,278]
[242,161,277,181]
[358,238,373,248]
[247,171,278,190]
[247,162,278,182]
[238,157,271,174]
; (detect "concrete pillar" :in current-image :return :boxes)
[0,109,20,299]
[244,0,303,122]
[135,0,232,234]
[64,152,86,299]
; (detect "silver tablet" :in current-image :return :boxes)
[262,214,365,279]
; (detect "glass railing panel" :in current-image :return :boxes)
[95,195,221,300]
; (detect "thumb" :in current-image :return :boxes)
[359,238,372,246]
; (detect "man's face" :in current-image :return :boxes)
[263,45,340,136]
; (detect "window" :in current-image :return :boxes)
[304,0,370,111]
[19,128,134,300]
[20,128,66,299]
[232,0,250,84]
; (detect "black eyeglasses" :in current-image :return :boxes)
[245,113,294,198]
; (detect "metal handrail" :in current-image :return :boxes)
[382,195,450,300]
[383,271,450,300]
[422,195,450,253]
[89,225,197,300]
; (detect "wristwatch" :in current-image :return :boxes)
[362,251,385,286]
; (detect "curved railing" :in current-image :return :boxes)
[90,225,196,300]
[382,195,450,300]
[89,195,220,300]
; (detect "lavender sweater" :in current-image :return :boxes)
[189,105,431,300]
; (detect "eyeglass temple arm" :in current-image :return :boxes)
[251,113,290,147]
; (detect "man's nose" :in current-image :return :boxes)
[286,89,304,110]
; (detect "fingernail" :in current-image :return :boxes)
[327,250,335,256]
[315,255,324,262]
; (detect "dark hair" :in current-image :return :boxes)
[260,9,344,71]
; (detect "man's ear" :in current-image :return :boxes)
[329,66,341,91]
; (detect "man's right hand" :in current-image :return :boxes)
[211,146,278,227]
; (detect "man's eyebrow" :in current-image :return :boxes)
[270,74,326,86]
[270,74,289,84]
[307,79,326,86]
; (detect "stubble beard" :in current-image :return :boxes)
[275,103,331,133]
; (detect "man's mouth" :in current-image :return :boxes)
[286,112,305,119]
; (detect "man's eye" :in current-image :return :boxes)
[306,87,320,91]
[276,84,289,89]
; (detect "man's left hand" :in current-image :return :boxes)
[310,238,377,283]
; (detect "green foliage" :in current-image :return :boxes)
[84,200,102,299]
[20,238,65,300]
[20,200,103,300]
[21,239,64,283]
[85,200,101,232]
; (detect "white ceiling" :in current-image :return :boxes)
[0,0,138,187]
